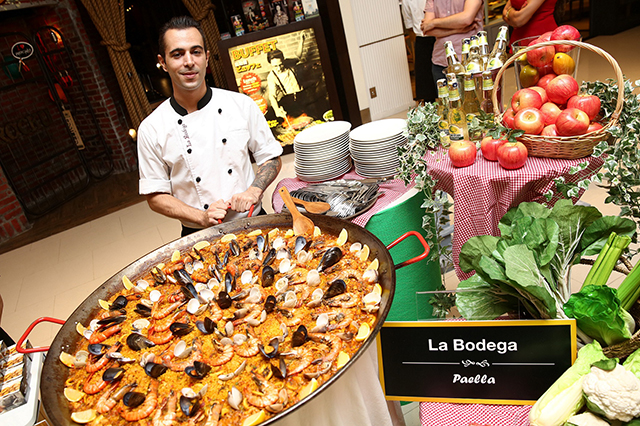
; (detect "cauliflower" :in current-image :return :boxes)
[582,363,640,422]
[566,412,610,426]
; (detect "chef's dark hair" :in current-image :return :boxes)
[158,16,207,58]
[267,49,285,63]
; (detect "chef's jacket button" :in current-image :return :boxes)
[228,169,232,174]
[178,119,183,124]
[222,138,227,144]
[187,148,192,154]
[218,108,222,114]
[196,177,201,183]
[204,204,209,209]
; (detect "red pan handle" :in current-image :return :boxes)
[217,204,255,224]
[386,230,431,270]
[16,317,66,354]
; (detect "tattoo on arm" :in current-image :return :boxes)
[251,157,282,191]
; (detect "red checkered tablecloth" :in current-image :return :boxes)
[272,170,416,227]
[424,148,604,280]
[420,402,532,426]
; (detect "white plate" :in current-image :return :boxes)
[349,119,406,142]
[294,121,352,144]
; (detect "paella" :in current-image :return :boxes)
[60,225,382,425]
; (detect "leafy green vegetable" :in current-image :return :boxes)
[617,258,640,311]
[623,346,640,379]
[563,285,634,346]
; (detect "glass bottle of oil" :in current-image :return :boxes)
[461,38,471,65]
[480,71,495,114]
[444,41,465,75]
[446,73,469,142]
[462,73,482,141]
[436,78,450,145]
[477,31,490,70]
[465,35,483,74]
[487,26,509,70]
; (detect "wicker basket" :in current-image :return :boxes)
[492,39,625,159]
[603,298,640,359]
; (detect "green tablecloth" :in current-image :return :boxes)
[365,191,442,321]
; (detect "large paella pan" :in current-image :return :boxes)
[18,213,428,425]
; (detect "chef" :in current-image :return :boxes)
[137,16,283,236]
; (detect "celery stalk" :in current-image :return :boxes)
[591,234,630,286]
[582,233,615,288]
[618,258,640,311]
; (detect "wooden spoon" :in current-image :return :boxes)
[279,187,315,236]
[291,196,331,214]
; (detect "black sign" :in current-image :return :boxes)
[378,320,576,404]
[11,42,34,60]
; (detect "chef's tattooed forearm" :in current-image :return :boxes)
[251,157,282,191]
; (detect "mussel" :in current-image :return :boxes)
[126,333,155,351]
[174,269,193,286]
[264,295,277,313]
[208,264,222,282]
[317,247,343,272]
[222,251,230,266]
[185,361,211,379]
[294,236,311,254]
[180,283,198,300]
[261,266,275,287]
[87,343,109,356]
[134,303,152,317]
[170,322,193,336]
[225,272,236,293]
[123,391,146,408]
[97,315,126,328]
[195,317,216,335]
[180,395,201,417]
[258,337,280,359]
[229,239,240,256]
[192,247,205,261]
[102,367,125,382]
[110,295,129,310]
[271,358,287,379]
[291,325,308,347]
[151,266,167,284]
[324,279,347,299]
[256,234,268,253]
[263,248,276,266]
[144,362,168,378]
[216,291,232,310]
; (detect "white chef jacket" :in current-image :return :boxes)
[402,0,427,36]
[137,87,283,228]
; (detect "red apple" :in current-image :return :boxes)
[546,74,579,105]
[529,86,548,104]
[480,136,507,162]
[497,141,528,170]
[448,140,477,167]
[515,107,545,135]
[550,25,581,53]
[567,94,601,121]
[537,64,555,77]
[556,108,590,136]
[587,122,603,133]
[540,102,562,125]
[538,31,553,42]
[526,38,555,68]
[503,108,517,129]
[537,73,557,89]
[541,124,559,136]
[511,88,543,112]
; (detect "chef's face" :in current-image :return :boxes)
[158,28,209,96]
[271,58,285,73]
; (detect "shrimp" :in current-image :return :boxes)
[204,402,222,426]
[154,309,187,332]
[86,342,122,373]
[119,379,159,422]
[285,349,314,375]
[324,292,359,308]
[152,300,184,320]
[152,390,177,426]
[309,333,342,362]
[88,324,122,344]
[276,308,302,327]
[205,342,234,366]
[209,298,223,322]
[232,307,261,326]
[96,382,136,414]
[235,335,260,358]
[162,339,202,372]
[326,309,355,331]
[83,371,108,395]
[147,325,174,345]
[244,373,280,408]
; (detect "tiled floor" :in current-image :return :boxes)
[1,25,638,426]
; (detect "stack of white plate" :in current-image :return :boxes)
[349,118,408,178]
[294,121,352,182]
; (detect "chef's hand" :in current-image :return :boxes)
[202,199,229,226]
[229,187,261,213]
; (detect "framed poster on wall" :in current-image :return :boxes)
[218,18,340,150]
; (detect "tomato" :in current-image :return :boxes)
[497,142,528,170]
[448,140,477,167]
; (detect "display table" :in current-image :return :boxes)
[424,148,605,280]
[0,352,44,426]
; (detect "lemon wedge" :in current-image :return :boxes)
[71,409,97,423]
[247,229,262,237]
[367,258,379,271]
[75,322,87,337]
[336,228,348,246]
[336,351,350,369]
[313,226,321,237]
[59,351,76,368]
[64,387,86,402]
[284,229,294,238]
[242,409,267,426]
[359,244,370,262]
[267,228,280,239]
[298,378,319,399]
[98,299,111,310]
[193,240,210,250]
[122,275,134,290]
[221,233,237,243]
[355,323,371,341]
[171,250,181,262]
[157,262,165,270]
[372,284,382,296]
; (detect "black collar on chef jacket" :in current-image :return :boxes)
[170,86,213,116]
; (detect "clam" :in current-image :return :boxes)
[317,247,343,272]
[291,325,308,347]
[186,298,202,315]
[278,323,289,343]
[149,290,162,303]
[195,282,208,293]
[245,287,262,304]
[350,242,362,253]
[179,395,200,417]
[278,258,292,274]
[192,260,204,271]
[294,236,310,254]
[199,288,215,303]
[282,291,297,309]
[247,310,267,326]
[216,291,232,310]
[240,270,253,285]
[132,318,150,331]
[206,277,221,290]
[185,361,211,380]
[272,237,285,250]
[248,248,262,261]
[126,333,155,351]
[144,362,168,378]
[264,295,277,313]
[311,313,329,333]
[261,266,275,287]
[363,268,379,284]
[307,288,324,308]
[139,352,155,368]
[362,291,381,306]
[195,317,215,335]
[135,280,150,292]
[227,386,243,410]
[306,269,321,286]
[170,322,193,336]
[123,391,145,408]
[224,321,234,337]
[181,387,198,399]
[74,350,89,368]
[173,340,192,359]
[219,337,233,346]
[324,279,347,299]
[102,367,125,382]
[275,277,289,296]
[232,333,247,345]
[263,248,276,266]
[276,247,291,260]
